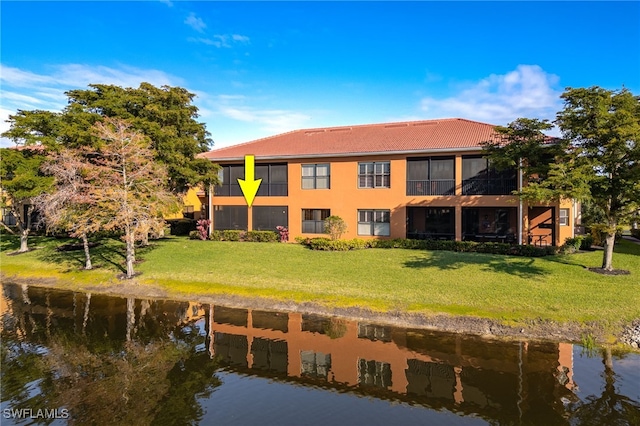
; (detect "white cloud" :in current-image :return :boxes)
[231,34,250,43]
[420,65,562,126]
[188,34,250,48]
[0,63,184,147]
[184,13,206,33]
[218,106,311,135]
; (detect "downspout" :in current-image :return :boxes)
[518,158,523,245]
[208,182,213,237]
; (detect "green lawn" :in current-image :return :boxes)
[2,234,639,334]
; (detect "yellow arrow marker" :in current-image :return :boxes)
[237,155,262,207]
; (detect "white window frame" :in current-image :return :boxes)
[302,164,330,189]
[357,210,391,236]
[358,162,390,188]
[559,208,570,226]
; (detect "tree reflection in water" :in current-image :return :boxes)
[1,283,639,426]
[1,286,221,425]
[568,348,640,425]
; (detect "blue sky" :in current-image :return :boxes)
[1,1,639,149]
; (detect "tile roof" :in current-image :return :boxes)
[200,118,501,161]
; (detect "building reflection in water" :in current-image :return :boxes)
[1,284,582,424]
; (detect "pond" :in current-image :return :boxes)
[1,283,639,425]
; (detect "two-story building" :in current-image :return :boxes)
[199,118,577,246]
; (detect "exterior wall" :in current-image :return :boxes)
[166,187,205,220]
[208,152,573,245]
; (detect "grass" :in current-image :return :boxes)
[2,234,639,335]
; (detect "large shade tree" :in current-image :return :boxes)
[2,83,219,193]
[483,87,639,271]
[556,87,640,271]
[0,147,53,252]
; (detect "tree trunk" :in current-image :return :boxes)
[601,232,616,271]
[125,232,136,279]
[81,233,92,270]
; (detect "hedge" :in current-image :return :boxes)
[295,236,557,257]
[209,230,278,242]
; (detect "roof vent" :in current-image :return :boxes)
[384,123,409,128]
[412,122,438,126]
[305,130,325,135]
[329,127,351,132]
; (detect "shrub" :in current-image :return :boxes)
[563,236,584,253]
[167,219,196,236]
[245,230,279,242]
[222,230,245,241]
[276,226,289,243]
[299,235,556,257]
[188,230,200,240]
[580,234,594,250]
[210,230,223,241]
[631,228,640,239]
[324,215,347,240]
[196,219,210,240]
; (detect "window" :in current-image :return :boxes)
[216,163,288,196]
[302,164,330,189]
[359,162,390,188]
[357,210,390,236]
[215,165,244,196]
[253,206,288,231]
[407,207,455,240]
[406,157,455,195]
[183,205,195,219]
[302,209,330,234]
[213,205,248,230]
[256,163,288,196]
[559,208,569,226]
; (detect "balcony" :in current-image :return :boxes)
[406,179,455,196]
[462,177,517,195]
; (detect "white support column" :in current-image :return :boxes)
[518,158,523,245]
[208,182,213,237]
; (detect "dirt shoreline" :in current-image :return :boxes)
[2,273,635,349]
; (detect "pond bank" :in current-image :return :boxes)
[3,273,638,351]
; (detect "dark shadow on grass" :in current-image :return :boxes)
[403,250,548,279]
[36,237,127,273]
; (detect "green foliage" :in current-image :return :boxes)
[221,230,245,241]
[188,230,200,240]
[589,224,624,246]
[167,219,197,236]
[324,215,347,240]
[0,148,53,204]
[209,230,277,242]
[297,237,556,256]
[0,148,54,250]
[307,238,373,251]
[484,118,562,179]
[245,230,279,242]
[563,236,585,253]
[2,83,220,193]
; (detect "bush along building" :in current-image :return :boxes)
[197,118,579,246]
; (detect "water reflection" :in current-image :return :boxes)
[1,283,638,425]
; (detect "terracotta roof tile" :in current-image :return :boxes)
[200,118,500,161]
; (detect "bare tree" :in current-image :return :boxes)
[36,149,99,269]
[88,118,179,278]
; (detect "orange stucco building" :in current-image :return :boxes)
[199,118,578,246]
